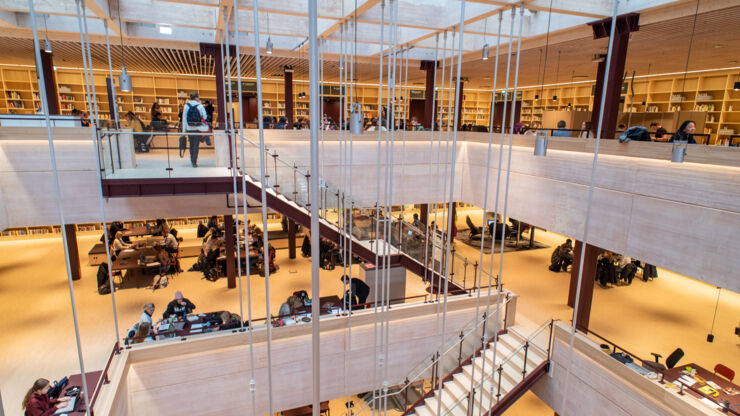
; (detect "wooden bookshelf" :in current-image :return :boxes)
[2,64,738,142]
[0,216,211,240]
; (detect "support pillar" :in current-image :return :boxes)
[567,240,599,333]
[65,224,81,281]
[224,215,236,288]
[419,204,429,228]
[284,66,294,129]
[456,82,464,130]
[420,60,436,129]
[200,43,235,129]
[589,13,639,140]
[40,50,59,115]
[288,218,297,259]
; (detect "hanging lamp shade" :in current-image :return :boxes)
[482,44,489,60]
[44,36,52,53]
[119,65,132,92]
[350,103,363,134]
[266,36,273,54]
[734,81,740,91]
[671,141,687,163]
[534,130,548,157]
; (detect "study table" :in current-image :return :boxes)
[663,363,740,413]
[56,370,103,415]
[111,247,159,273]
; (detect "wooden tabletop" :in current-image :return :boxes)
[663,362,740,411]
[295,295,343,316]
[65,370,103,414]
[111,247,158,271]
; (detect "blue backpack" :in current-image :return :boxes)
[186,103,202,128]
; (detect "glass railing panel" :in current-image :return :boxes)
[99,130,227,179]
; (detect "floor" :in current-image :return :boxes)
[1,207,738,415]
[104,148,231,179]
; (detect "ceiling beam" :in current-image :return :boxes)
[84,0,123,36]
[466,0,611,19]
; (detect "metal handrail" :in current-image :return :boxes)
[351,295,512,416]
[436,319,555,416]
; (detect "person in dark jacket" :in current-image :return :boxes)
[22,378,71,416]
[163,291,196,319]
[549,239,573,272]
[669,120,697,144]
[341,275,371,306]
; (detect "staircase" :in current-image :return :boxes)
[407,322,553,416]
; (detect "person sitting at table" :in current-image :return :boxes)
[163,230,179,255]
[111,231,132,256]
[22,378,71,416]
[133,321,155,343]
[203,229,223,253]
[140,303,155,326]
[669,120,697,144]
[207,215,219,231]
[278,295,304,318]
[219,311,242,330]
[151,218,170,236]
[163,291,196,319]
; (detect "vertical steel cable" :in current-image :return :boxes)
[308,2,322,415]
[484,7,516,400]
[467,8,507,410]
[381,2,399,414]
[372,2,386,414]
[475,11,504,416]
[79,4,100,125]
[29,1,92,415]
[431,30,447,312]
[562,0,620,413]
[233,7,259,413]
[76,0,121,348]
[435,4,466,416]
[229,3,245,331]
[103,22,120,127]
[251,1,276,414]
[422,33,438,291]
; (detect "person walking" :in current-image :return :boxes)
[182,93,208,167]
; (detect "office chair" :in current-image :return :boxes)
[714,364,735,382]
[648,347,684,371]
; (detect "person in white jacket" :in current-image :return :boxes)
[182,92,208,167]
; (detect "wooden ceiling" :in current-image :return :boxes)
[1,4,738,88]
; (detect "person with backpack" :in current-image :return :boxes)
[182,92,208,167]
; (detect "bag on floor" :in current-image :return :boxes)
[97,263,111,294]
[179,135,187,157]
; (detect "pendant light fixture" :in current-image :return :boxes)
[734,73,740,91]
[481,16,489,60]
[707,287,722,342]
[265,11,273,54]
[116,0,131,92]
[43,14,52,53]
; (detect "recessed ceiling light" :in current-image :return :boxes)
[158,24,172,35]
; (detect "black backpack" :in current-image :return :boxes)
[97,263,111,294]
[186,103,202,128]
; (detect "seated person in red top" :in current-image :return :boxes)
[22,378,71,416]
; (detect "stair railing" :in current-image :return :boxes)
[437,318,556,416]
[349,295,512,416]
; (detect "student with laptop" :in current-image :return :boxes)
[22,378,71,416]
[163,291,196,319]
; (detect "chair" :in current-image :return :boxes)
[714,364,735,382]
[648,347,684,371]
[465,215,481,238]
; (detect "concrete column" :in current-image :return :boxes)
[419,203,429,228]
[288,218,297,259]
[589,13,640,140]
[200,43,235,129]
[65,224,82,281]
[456,82,464,130]
[284,66,294,129]
[40,50,59,115]
[420,60,436,129]
[567,240,599,333]
[224,215,236,289]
